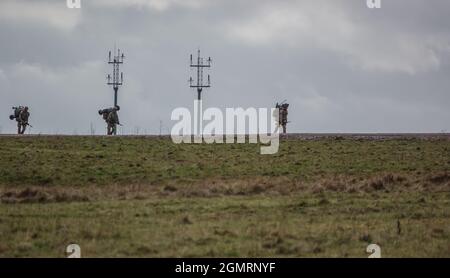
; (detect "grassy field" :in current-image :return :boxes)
[0,135,449,257]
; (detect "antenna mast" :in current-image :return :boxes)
[107,48,125,107]
[189,49,212,101]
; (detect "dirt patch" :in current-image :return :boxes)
[428,172,450,184]
[162,172,440,195]
[366,174,403,191]
[0,187,90,204]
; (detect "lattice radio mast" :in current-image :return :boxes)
[189,49,212,101]
[107,48,125,107]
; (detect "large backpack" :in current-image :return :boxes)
[15,107,23,118]
[9,106,23,120]
[99,108,113,121]
[102,111,109,121]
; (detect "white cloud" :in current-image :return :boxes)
[0,0,81,30]
[93,0,208,12]
[10,60,104,85]
[11,62,58,83]
[224,1,449,74]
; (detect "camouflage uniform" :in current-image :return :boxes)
[106,108,120,135]
[276,103,289,134]
[17,107,30,134]
[98,106,120,135]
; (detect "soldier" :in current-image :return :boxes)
[107,106,120,135]
[18,106,31,134]
[276,102,289,134]
[9,106,30,134]
[98,106,120,135]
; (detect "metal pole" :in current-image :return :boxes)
[114,87,118,107]
[190,49,211,101]
[107,48,124,108]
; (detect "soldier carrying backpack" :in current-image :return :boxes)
[98,105,120,135]
[9,106,31,134]
[276,102,289,134]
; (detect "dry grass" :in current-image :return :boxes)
[0,136,448,257]
[1,172,448,204]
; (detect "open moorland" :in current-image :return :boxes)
[0,135,449,257]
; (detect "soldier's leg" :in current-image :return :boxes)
[107,124,111,135]
[17,122,21,134]
[282,124,286,134]
[112,124,117,135]
[21,124,27,134]
[109,124,115,135]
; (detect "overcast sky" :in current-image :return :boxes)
[0,0,449,135]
